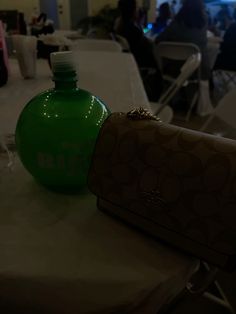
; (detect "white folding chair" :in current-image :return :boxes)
[154,42,201,121]
[200,88,236,138]
[153,53,201,120]
[72,39,122,52]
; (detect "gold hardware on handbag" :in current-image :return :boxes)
[88,109,236,271]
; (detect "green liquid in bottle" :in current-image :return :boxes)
[15,51,110,192]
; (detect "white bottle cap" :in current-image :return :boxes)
[50,51,76,73]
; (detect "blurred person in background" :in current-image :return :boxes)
[31,13,54,36]
[155,0,210,80]
[214,21,236,71]
[18,12,27,35]
[0,49,7,87]
[0,22,8,87]
[137,5,148,27]
[206,8,220,37]
[214,4,232,32]
[151,2,172,36]
[114,0,163,101]
[170,0,177,17]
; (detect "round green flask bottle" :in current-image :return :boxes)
[15,51,110,191]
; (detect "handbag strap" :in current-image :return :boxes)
[127,107,160,121]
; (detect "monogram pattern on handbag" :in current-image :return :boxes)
[89,113,236,259]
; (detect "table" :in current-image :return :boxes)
[0,51,150,134]
[0,51,198,313]
[0,153,198,314]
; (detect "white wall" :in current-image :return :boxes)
[148,0,157,22]
[0,0,39,22]
[57,0,71,29]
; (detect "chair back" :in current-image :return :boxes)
[176,53,201,86]
[155,53,201,116]
[155,41,200,71]
[154,42,202,121]
[73,39,122,52]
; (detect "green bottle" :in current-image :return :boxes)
[15,51,110,192]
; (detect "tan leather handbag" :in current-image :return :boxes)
[88,109,236,272]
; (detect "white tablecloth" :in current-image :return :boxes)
[0,52,150,134]
[0,155,198,314]
[0,51,198,313]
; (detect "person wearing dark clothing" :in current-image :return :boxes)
[155,0,210,80]
[115,0,163,101]
[31,13,54,37]
[18,12,27,35]
[0,49,8,87]
[234,8,236,22]
[137,6,148,27]
[170,0,177,17]
[214,22,236,71]
[214,4,232,31]
[152,2,171,36]
[115,0,156,69]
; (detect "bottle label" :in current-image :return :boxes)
[37,152,90,176]
[36,139,95,176]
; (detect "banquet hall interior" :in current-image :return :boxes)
[1,0,236,313]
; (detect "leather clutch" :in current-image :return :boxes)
[88,109,236,271]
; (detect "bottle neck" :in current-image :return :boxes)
[53,70,77,90]
[54,80,77,90]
